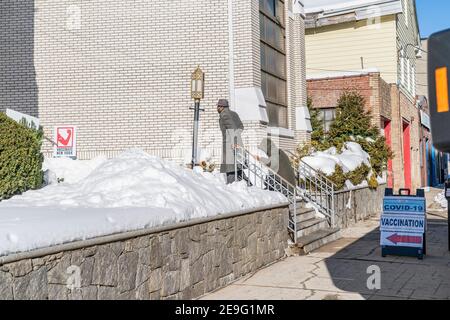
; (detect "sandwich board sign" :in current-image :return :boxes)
[53,126,77,158]
[381,189,427,259]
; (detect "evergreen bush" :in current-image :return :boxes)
[293,91,392,190]
[0,113,44,200]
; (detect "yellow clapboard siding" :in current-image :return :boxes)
[306,15,398,84]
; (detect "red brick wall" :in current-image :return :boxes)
[306,73,392,128]
[306,74,424,190]
[307,75,372,112]
[390,86,422,191]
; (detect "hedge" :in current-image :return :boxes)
[0,112,44,200]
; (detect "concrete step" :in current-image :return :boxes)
[290,203,316,215]
[288,200,305,211]
[296,209,317,223]
[297,228,341,254]
[296,218,329,238]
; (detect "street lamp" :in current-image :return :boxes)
[190,66,205,169]
[399,43,427,58]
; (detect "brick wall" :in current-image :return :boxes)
[307,72,391,128]
[390,84,421,191]
[1,0,310,162]
[0,0,38,117]
[306,73,425,190]
[287,6,308,147]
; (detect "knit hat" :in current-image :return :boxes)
[217,99,229,108]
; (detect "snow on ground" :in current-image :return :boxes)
[0,149,287,257]
[43,155,107,184]
[301,142,371,176]
[434,191,448,210]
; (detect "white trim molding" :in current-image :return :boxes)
[235,87,269,123]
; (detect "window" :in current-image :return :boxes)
[411,65,416,97]
[260,0,287,128]
[317,108,337,132]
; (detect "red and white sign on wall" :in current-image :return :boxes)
[53,126,77,158]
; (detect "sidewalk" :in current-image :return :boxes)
[202,211,450,300]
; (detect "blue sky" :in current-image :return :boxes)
[417,0,450,38]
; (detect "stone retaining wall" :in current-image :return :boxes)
[0,206,289,300]
[334,184,386,228]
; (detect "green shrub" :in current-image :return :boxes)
[0,113,44,200]
[346,163,370,186]
[328,165,346,190]
[294,92,392,190]
[368,173,379,189]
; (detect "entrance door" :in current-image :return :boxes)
[403,121,412,190]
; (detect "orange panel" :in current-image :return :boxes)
[436,67,449,113]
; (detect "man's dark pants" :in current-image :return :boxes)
[226,170,252,185]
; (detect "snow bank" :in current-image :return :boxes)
[434,191,448,210]
[301,142,370,176]
[43,156,107,184]
[0,149,287,257]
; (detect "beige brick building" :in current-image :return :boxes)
[0,0,311,164]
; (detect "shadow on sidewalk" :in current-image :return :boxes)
[318,217,450,300]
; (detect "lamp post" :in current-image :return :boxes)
[190,66,205,169]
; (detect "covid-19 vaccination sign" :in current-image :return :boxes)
[380,196,426,250]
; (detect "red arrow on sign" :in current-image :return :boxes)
[387,234,422,245]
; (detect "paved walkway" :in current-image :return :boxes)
[202,210,449,300]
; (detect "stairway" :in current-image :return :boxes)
[234,146,341,253]
[290,200,341,254]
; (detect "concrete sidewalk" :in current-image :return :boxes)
[202,212,450,300]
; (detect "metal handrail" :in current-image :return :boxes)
[298,159,336,191]
[287,149,336,192]
[297,159,336,227]
[234,146,299,243]
[286,149,336,226]
[233,146,338,243]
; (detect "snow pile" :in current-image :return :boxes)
[302,142,370,176]
[0,149,287,256]
[43,156,107,184]
[434,191,448,210]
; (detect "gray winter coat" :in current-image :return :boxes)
[219,108,244,173]
[258,138,297,187]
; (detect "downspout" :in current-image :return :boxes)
[227,0,236,110]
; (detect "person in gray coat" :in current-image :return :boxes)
[217,99,244,184]
[258,138,297,192]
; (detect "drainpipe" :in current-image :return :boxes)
[227,0,236,110]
